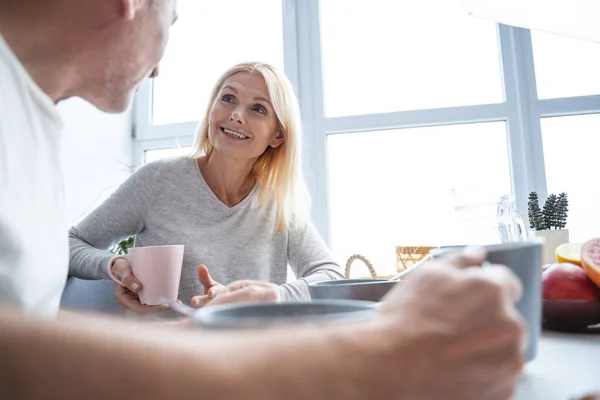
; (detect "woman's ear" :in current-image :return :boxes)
[269,132,285,149]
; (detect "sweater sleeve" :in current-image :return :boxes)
[68,162,160,280]
[280,221,344,301]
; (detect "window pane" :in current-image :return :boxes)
[541,114,600,242]
[320,0,503,118]
[152,0,284,126]
[532,31,600,99]
[145,147,193,164]
[327,122,510,277]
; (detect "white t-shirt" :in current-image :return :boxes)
[0,34,68,317]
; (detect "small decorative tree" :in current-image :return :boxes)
[528,191,569,230]
[556,192,569,229]
[527,191,544,230]
[542,193,558,230]
[528,191,569,265]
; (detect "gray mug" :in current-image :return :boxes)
[432,239,543,362]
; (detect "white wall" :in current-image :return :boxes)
[57,98,133,227]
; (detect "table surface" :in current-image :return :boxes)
[514,328,600,400]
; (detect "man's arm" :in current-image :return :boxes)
[0,308,390,400]
[0,250,526,400]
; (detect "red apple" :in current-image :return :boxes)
[542,263,600,301]
[541,264,553,272]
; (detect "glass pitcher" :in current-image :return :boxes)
[453,192,527,245]
[496,195,527,243]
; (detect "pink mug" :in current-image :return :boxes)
[107,245,184,306]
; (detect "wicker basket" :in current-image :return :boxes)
[345,254,390,279]
[345,246,439,279]
[396,246,438,272]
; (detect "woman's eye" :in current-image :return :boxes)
[253,105,267,114]
[222,94,235,103]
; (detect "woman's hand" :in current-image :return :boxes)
[191,265,280,307]
[111,258,169,313]
[196,264,226,300]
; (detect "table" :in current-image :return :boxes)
[514,329,600,400]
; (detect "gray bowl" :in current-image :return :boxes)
[309,279,400,302]
[191,299,377,329]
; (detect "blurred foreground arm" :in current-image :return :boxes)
[0,309,394,400]
[0,249,526,400]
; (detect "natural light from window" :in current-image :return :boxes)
[145,147,193,164]
[320,0,503,117]
[152,0,284,126]
[532,30,600,99]
[542,114,600,243]
[327,122,511,277]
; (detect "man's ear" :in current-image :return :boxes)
[270,132,285,149]
[121,0,144,21]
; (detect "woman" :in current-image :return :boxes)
[68,62,344,317]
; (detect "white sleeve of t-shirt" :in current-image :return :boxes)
[0,34,68,318]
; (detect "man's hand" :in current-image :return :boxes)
[375,248,526,400]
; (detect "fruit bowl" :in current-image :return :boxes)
[543,299,600,332]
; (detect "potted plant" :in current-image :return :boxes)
[109,236,135,255]
[528,191,569,265]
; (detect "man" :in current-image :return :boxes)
[0,1,526,398]
[0,0,175,317]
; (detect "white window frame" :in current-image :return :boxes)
[133,0,600,246]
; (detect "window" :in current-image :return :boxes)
[328,122,510,275]
[532,31,600,99]
[320,0,503,117]
[134,1,285,183]
[145,147,193,164]
[151,0,284,126]
[135,1,600,252]
[541,114,600,242]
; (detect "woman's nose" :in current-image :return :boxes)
[230,108,245,124]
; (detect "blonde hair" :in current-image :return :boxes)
[189,62,310,232]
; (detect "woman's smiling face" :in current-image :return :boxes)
[207,72,284,160]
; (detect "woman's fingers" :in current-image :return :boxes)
[190,280,280,307]
[208,285,279,306]
[114,283,169,313]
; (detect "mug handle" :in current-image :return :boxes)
[107,255,129,286]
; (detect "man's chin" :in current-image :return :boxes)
[84,93,134,114]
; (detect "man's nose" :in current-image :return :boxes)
[149,66,160,79]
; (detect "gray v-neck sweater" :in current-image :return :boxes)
[68,157,343,313]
